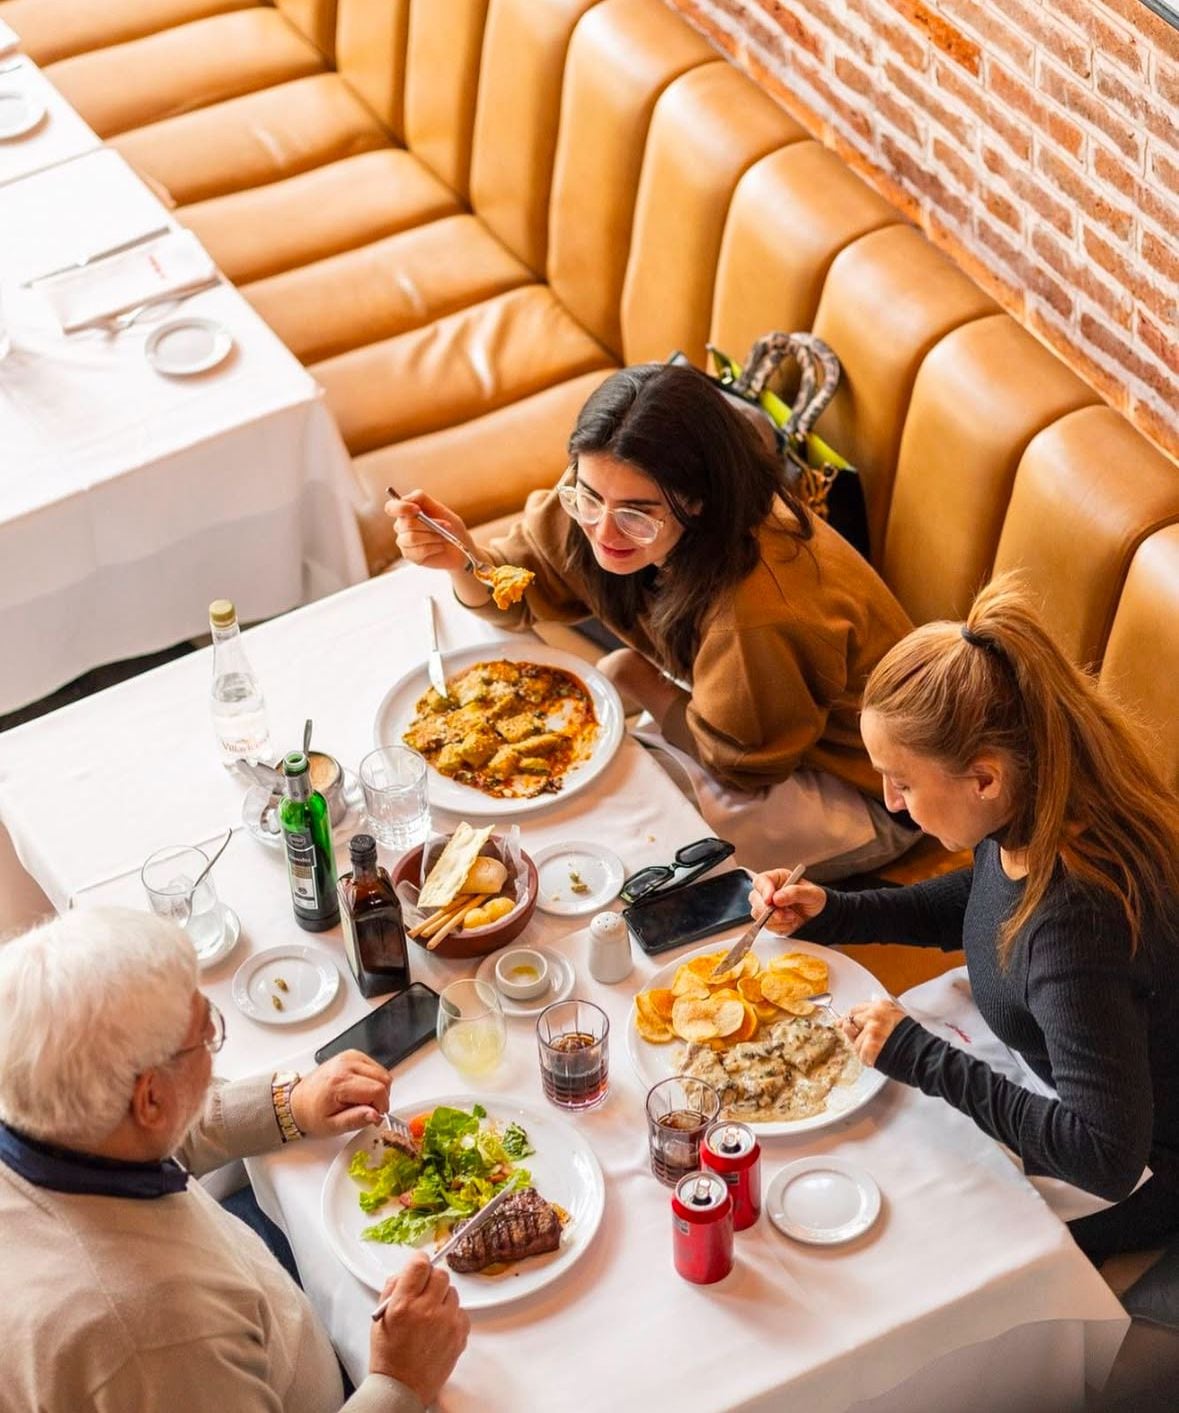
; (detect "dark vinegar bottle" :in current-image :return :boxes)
[338,833,410,997]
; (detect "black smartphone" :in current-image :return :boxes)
[314,982,440,1067]
[623,868,754,956]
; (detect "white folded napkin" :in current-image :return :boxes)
[41,229,217,332]
[0,20,19,55]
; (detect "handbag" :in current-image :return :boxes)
[668,333,871,560]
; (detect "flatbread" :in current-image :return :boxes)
[418,823,495,907]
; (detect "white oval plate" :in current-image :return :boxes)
[374,644,625,817]
[232,943,340,1025]
[322,1094,605,1310]
[625,937,888,1136]
[475,944,576,1017]
[0,87,46,140]
[766,1156,881,1245]
[533,840,625,916]
[145,316,233,376]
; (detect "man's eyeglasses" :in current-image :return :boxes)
[619,837,735,905]
[170,1000,226,1061]
[557,477,667,547]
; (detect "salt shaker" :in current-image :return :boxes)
[588,910,633,984]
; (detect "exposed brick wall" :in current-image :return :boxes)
[664,0,1179,460]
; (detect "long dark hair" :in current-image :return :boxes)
[564,363,812,678]
[864,574,1179,960]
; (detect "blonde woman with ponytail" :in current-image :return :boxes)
[751,573,1179,1261]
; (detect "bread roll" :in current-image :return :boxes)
[462,856,508,894]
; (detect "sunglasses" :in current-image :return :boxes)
[619,837,735,905]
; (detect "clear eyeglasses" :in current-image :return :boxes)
[170,999,227,1060]
[557,479,667,546]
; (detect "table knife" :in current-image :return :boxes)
[425,595,449,700]
[22,224,172,286]
[710,863,805,979]
[370,1180,519,1321]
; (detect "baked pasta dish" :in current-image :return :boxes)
[403,659,599,799]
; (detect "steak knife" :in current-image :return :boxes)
[425,595,449,701]
[371,1180,520,1320]
[710,863,805,979]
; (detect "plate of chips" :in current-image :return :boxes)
[625,936,888,1135]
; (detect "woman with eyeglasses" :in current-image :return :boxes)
[387,362,914,876]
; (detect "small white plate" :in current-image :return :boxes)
[475,944,576,1017]
[232,944,340,1025]
[533,841,625,916]
[0,88,46,140]
[766,1157,881,1245]
[145,316,233,376]
[196,905,241,971]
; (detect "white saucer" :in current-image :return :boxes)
[195,905,241,971]
[533,841,625,916]
[0,88,46,140]
[474,944,576,1017]
[232,943,340,1025]
[145,316,233,376]
[766,1157,882,1245]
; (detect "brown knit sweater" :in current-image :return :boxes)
[478,489,912,797]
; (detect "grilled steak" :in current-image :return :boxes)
[446,1188,561,1273]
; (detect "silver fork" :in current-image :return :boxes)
[807,991,844,1023]
[382,1110,416,1143]
[385,483,498,584]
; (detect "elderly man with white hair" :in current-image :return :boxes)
[0,907,469,1413]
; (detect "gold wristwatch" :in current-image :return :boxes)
[272,1071,303,1144]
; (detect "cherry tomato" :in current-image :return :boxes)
[408,1111,432,1140]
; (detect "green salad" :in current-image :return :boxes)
[349,1104,534,1246]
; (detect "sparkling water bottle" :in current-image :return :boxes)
[209,599,272,767]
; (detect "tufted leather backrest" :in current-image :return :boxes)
[883,315,1099,624]
[811,226,997,560]
[546,0,714,358]
[468,0,601,277]
[1100,526,1179,794]
[275,0,337,61]
[334,0,409,138]
[992,407,1179,667]
[710,143,900,361]
[620,61,807,366]
[402,0,490,198]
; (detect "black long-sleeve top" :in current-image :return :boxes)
[801,840,1179,1200]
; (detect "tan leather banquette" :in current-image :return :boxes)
[6,0,1178,794]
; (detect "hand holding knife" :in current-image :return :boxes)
[711,863,806,979]
[371,1179,518,1321]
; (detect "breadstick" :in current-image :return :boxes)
[426,895,489,951]
[409,894,470,940]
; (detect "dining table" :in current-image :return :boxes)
[0,50,101,187]
[0,561,1129,1411]
[0,139,367,715]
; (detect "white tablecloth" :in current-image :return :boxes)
[0,56,100,187]
[0,565,1128,1410]
[0,148,366,712]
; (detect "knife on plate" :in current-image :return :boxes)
[425,595,450,701]
[710,863,805,979]
[370,1179,519,1320]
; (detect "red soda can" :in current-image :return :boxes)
[701,1121,761,1231]
[671,1170,734,1284]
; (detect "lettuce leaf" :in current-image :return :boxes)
[502,1123,533,1160]
[348,1145,422,1215]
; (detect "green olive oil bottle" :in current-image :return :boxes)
[279,751,339,932]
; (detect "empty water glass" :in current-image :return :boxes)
[141,845,227,962]
[359,745,430,850]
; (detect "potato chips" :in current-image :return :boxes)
[635,949,830,1046]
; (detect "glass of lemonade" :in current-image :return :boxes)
[141,844,227,962]
[437,979,507,1079]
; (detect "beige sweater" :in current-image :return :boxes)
[0,1076,421,1413]
[482,489,913,797]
